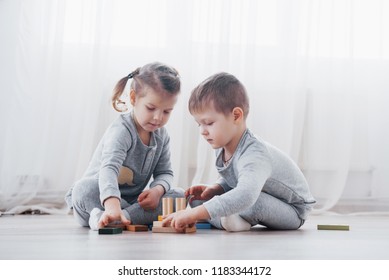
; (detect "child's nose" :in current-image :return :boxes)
[153,111,163,122]
[200,126,208,136]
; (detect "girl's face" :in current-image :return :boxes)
[131,86,178,133]
[192,104,239,151]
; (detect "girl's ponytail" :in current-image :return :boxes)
[111,68,140,112]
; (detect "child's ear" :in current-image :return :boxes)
[129,89,136,106]
[232,107,244,122]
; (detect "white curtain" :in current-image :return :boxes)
[1,0,388,214]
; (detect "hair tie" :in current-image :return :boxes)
[172,67,180,77]
[127,68,140,79]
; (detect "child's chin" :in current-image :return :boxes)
[144,125,160,132]
[209,143,221,149]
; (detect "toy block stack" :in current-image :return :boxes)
[152,197,196,233]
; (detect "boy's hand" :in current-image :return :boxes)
[162,210,196,233]
[185,184,224,202]
[98,197,130,228]
[138,185,164,210]
[162,205,210,233]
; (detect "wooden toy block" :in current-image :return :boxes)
[162,197,174,216]
[317,224,350,231]
[152,225,196,233]
[126,225,149,232]
[105,223,127,229]
[98,227,123,234]
[152,220,196,233]
[154,196,196,234]
[196,222,212,229]
[153,221,164,227]
[175,197,186,211]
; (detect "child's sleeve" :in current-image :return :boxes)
[149,132,173,193]
[216,177,233,192]
[98,124,132,205]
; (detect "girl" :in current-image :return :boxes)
[65,62,183,230]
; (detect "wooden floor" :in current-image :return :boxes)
[0,213,388,260]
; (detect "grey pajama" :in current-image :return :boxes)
[65,111,183,226]
[202,129,316,230]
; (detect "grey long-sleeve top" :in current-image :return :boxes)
[203,129,316,220]
[81,112,173,204]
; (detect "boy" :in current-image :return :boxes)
[163,72,315,232]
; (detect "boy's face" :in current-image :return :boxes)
[192,105,237,150]
[131,86,178,133]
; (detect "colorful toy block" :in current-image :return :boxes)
[126,225,149,232]
[152,221,196,233]
[175,197,186,211]
[162,197,174,216]
[105,223,127,229]
[152,196,196,234]
[196,222,212,229]
[98,227,123,234]
[317,224,350,231]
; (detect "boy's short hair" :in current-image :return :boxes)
[188,72,249,119]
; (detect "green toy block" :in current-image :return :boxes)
[98,227,123,234]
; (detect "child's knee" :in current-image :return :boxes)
[72,179,98,200]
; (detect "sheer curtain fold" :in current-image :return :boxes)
[1,0,388,213]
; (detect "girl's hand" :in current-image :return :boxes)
[138,185,164,210]
[98,197,130,228]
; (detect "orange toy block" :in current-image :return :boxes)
[126,225,149,232]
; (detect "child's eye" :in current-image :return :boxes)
[164,110,172,114]
[206,122,214,126]
[146,106,155,111]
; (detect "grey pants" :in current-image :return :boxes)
[193,191,306,230]
[65,178,184,227]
